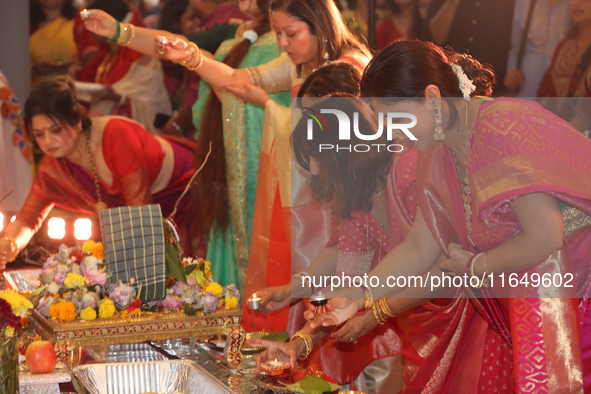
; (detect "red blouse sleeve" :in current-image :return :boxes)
[15,180,55,232]
[102,120,160,206]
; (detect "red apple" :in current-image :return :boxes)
[25,341,57,374]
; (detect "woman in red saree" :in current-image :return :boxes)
[78,0,172,134]
[308,40,591,392]
[0,77,196,270]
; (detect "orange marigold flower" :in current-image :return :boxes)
[49,303,60,319]
[49,302,77,321]
[92,243,104,259]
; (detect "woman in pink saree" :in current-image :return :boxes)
[308,40,591,392]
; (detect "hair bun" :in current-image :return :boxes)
[54,75,77,92]
[450,53,495,96]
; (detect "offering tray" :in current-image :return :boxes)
[33,308,242,348]
[33,309,246,369]
[73,360,234,394]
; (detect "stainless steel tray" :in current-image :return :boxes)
[4,269,41,292]
[74,360,234,394]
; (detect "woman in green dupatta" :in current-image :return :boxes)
[191,0,290,292]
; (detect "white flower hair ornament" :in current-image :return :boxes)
[243,30,258,44]
[451,63,476,101]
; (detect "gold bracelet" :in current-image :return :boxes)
[379,298,396,318]
[120,24,136,46]
[469,253,486,289]
[187,48,204,71]
[0,237,19,263]
[180,42,199,68]
[116,23,129,45]
[372,301,387,325]
[291,330,313,360]
[364,287,374,309]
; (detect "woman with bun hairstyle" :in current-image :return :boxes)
[0,77,197,269]
[306,40,591,392]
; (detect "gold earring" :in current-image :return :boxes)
[323,37,329,60]
[433,107,445,140]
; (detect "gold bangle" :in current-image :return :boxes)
[291,330,313,360]
[372,301,386,325]
[116,23,128,45]
[469,253,486,289]
[364,287,374,309]
[120,24,136,46]
[380,298,396,318]
[0,237,19,263]
[180,42,199,68]
[187,49,204,71]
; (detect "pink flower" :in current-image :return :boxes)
[201,291,218,313]
[186,276,197,286]
[225,284,240,302]
[161,295,184,310]
[108,281,136,309]
[84,269,107,286]
[81,293,100,309]
[37,295,57,318]
[172,281,184,295]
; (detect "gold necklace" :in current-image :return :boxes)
[62,132,107,213]
[451,102,475,247]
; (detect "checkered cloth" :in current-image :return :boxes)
[99,205,167,302]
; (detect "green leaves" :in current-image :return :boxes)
[280,374,339,394]
[184,304,196,316]
[299,375,332,394]
[165,242,187,284]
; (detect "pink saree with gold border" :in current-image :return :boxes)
[403,98,591,393]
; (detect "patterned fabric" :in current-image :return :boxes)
[0,72,28,162]
[0,70,32,213]
[99,204,167,303]
[406,97,591,392]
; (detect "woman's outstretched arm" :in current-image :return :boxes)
[83,9,252,90]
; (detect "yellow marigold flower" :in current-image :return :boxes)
[5,327,14,337]
[188,269,207,287]
[49,302,76,321]
[0,289,34,317]
[225,296,238,309]
[82,240,97,254]
[218,299,224,307]
[92,243,104,259]
[99,298,116,319]
[64,272,88,290]
[203,261,211,273]
[79,307,97,321]
[205,282,223,298]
